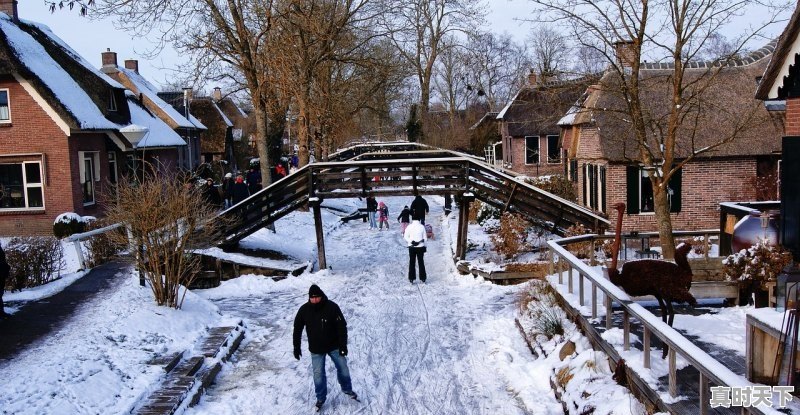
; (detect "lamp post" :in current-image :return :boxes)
[183,87,194,171]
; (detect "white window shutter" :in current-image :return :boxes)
[93,152,101,181]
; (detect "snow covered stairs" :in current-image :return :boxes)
[132,322,245,415]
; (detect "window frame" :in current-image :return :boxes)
[524,136,540,165]
[546,135,560,164]
[79,151,101,206]
[0,160,45,211]
[0,89,11,123]
[108,90,117,112]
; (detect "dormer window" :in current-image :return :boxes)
[0,89,10,122]
[108,90,117,112]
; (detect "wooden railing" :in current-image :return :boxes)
[64,223,124,270]
[547,232,778,415]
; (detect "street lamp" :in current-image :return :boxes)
[183,87,194,170]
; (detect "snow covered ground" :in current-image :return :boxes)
[187,196,563,414]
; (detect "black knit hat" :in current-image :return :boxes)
[309,284,324,298]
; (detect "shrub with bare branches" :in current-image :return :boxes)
[490,212,531,259]
[103,167,226,308]
[565,224,593,259]
[5,237,64,290]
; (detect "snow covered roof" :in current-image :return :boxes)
[0,14,123,130]
[214,102,233,127]
[156,91,208,130]
[126,98,186,149]
[114,66,198,129]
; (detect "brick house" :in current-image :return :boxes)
[756,2,800,258]
[211,87,254,173]
[99,52,204,172]
[560,43,783,232]
[0,4,185,236]
[496,71,594,177]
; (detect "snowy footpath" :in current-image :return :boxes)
[188,196,562,414]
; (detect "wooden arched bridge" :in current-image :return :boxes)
[217,142,610,269]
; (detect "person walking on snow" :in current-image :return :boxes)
[377,201,389,230]
[293,285,358,410]
[365,196,378,229]
[404,219,427,283]
[409,194,429,224]
[397,205,411,234]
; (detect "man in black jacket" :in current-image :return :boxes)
[410,194,429,224]
[293,284,358,410]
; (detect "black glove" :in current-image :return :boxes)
[339,346,348,357]
[294,349,301,360]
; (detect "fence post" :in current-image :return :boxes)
[623,310,630,350]
[605,296,613,329]
[643,327,651,369]
[72,240,86,270]
[591,284,597,319]
[669,348,677,397]
[579,274,585,306]
[699,372,709,415]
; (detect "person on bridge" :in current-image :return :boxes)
[378,201,389,230]
[201,178,222,210]
[404,219,427,283]
[0,243,10,319]
[397,205,411,234]
[366,196,378,229]
[231,175,250,206]
[293,284,358,410]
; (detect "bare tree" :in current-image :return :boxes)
[466,31,531,111]
[530,0,789,259]
[379,0,484,115]
[527,25,569,79]
[93,0,277,187]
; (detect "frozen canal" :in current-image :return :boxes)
[188,197,562,414]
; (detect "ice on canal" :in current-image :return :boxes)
[188,196,561,415]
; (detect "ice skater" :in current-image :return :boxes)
[293,285,358,411]
[378,201,389,230]
[403,219,427,283]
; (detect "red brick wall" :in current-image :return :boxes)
[0,78,121,236]
[505,135,565,177]
[787,98,800,136]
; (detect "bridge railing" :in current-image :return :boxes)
[547,234,776,415]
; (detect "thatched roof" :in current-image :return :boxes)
[756,3,800,100]
[0,14,130,131]
[569,45,782,162]
[497,76,595,137]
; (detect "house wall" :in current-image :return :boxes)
[0,78,74,235]
[787,98,800,136]
[506,135,564,177]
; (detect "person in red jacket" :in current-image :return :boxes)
[293,284,358,410]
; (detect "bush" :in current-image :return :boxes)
[525,175,577,203]
[475,201,500,226]
[84,221,125,267]
[490,212,531,259]
[53,212,88,239]
[565,224,593,259]
[723,240,792,291]
[518,281,566,340]
[5,237,64,290]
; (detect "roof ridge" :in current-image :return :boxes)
[640,39,777,70]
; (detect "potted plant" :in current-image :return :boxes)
[723,240,793,307]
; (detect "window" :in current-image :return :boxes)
[525,136,539,164]
[567,159,578,182]
[79,151,100,205]
[626,165,682,214]
[108,151,117,185]
[547,135,560,163]
[0,161,43,210]
[108,90,117,112]
[582,163,607,212]
[0,89,10,122]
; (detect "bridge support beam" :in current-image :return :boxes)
[456,192,475,260]
[310,197,327,270]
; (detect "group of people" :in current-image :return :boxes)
[364,194,430,283]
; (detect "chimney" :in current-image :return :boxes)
[101,49,118,74]
[528,70,537,86]
[124,59,139,74]
[0,0,18,23]
[614,40,637,68]
[212,87,222,102]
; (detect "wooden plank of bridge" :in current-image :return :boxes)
[310,198,326,270]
